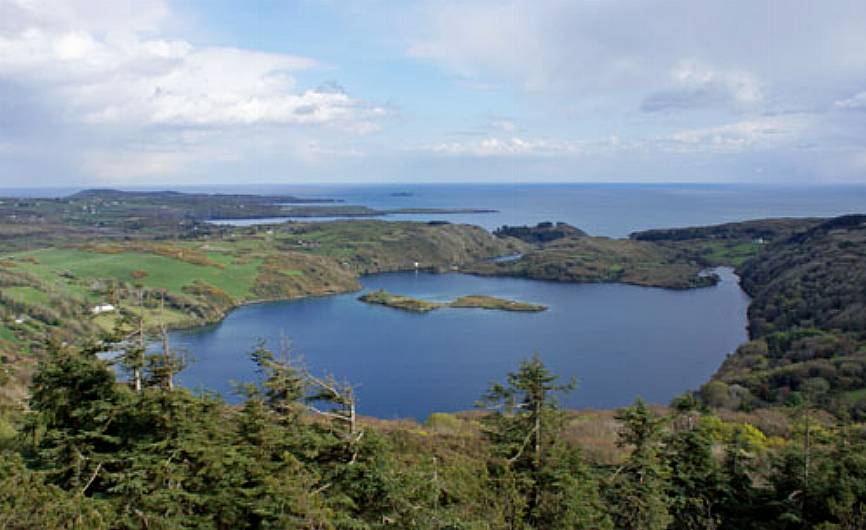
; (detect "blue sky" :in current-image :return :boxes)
[1,0,866,186]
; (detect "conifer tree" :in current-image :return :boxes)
[249,340,306,417]
[26,341,126,496]
[606,398,672,530]
[664,415,724,530]
[479,354,610,529]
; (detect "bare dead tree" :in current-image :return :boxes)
[303,371,363,464]
[151,290,184,391]
[250,338,363,462]
[134,287,145,392]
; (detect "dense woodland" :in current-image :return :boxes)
[641,215,866,419]
[2,190,866,528]
[4,341,866,529]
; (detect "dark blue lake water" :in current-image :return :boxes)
[172,268,750,420]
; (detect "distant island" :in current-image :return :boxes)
[389,192,414,197]
[358,289,547,313]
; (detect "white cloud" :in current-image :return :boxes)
[0,0,392,184]
[657,116,808,153]
[641,61,763,112]
[427,137,585,157]
[835,91,866,110]
[671,62,762,104]
[0,0,383,130]
[408,0,866,109]
[3,0,866,185]
[425,116,807,158]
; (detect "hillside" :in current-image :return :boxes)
[631,217,822,267]
[0,220,516,404]
[700,216,866,416]
[0,220,515,339]
[492,221,587,243]
[0,191,500,249]
[467,233,715,289]
[738,215,866,336]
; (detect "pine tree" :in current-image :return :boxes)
[606,398,672,530]
[26,342,126,493]
[249,341,306,417]
[479,354,610,529]
[664,416,724,530]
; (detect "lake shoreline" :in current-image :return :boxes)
[171,267,749,419]
[159,264,740,335]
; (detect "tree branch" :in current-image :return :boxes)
[79,462,102,497]
[507,424,538,464]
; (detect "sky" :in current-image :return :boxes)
[1,0,866,186]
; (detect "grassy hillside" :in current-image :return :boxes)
[467,234,715,289]
[283,220,520,273]
[0,221,514,374]
[631,217,822,267]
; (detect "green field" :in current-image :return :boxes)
[7,248,262,301]
[2,286,51,305]
[0,221,511,349]
[0,324,17,343]
[700,241,762,267]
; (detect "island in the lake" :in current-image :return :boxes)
[358,289,548,313]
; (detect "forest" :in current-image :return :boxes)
[3,338,866,529]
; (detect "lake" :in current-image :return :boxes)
[171,267,750,420]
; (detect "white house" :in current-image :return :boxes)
[91,303,116,315]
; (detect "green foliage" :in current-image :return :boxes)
[664,415,725,530]
[605,399,673,530]
[467,234,715,289]
[740,216,866,336]
[478,354,610,529]
[8,338,866,528]
[0,450,111,529]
